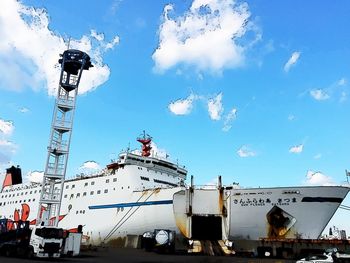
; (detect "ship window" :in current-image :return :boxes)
[113,178,117,182]
[72,185,75,189]
[66,185,69,189]
[84,182,88,187]
[121,187,123,189]
[25,192,27,194]
[91,181,95,185]
[29,199,31,202]
[140,176,149,181]
[76,193,80,197]
[97,190,101,194]
[64,194,67,198]
[82,192,86,196]
[106,179,109,183]
[24,199,26,202]
[76,211,78,214]
[15,201,17,203]
[34,190,37,193]
[104,189,108,193]
[30,191,32,194]
[90,191,94,195]
[33,199,35,202]
[21,193,23,195]
[19,200,22,203]
[70,194,74,199]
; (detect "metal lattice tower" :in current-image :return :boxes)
[37,49,93,227]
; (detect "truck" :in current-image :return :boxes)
[0,219,63,258]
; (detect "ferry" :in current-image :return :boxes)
[0,134,348,244]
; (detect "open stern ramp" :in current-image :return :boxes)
[173,176,230,241]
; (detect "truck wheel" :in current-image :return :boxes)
[5,247,13,257]
[26,247,34,259]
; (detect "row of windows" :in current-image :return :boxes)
[140,176,178,187]
[64,178,118,189]
[126,156,183,174]
[0,198,36,206]
[63,186,130,199]
[154,179,178,187]
[1,189,40,199]
[2,183,39,193]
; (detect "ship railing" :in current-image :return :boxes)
[190,184,220,190]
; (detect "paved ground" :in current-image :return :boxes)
[0,247,295,263]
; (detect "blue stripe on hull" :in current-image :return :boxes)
[88,200,173,210]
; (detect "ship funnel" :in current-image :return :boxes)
[2,166,22,190]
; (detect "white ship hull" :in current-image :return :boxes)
[229,186,349,240]
[1,158,348,244]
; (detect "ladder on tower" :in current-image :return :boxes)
[37,49,93,227]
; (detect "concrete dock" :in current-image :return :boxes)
[0,247,294,263]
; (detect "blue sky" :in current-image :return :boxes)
[0,0,350,235]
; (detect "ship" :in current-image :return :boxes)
[0,132,187,245]
[228,185,349,240]
[0,133,349,244]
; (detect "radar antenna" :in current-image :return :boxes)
[36,49,93,227]
[137,131,152,157]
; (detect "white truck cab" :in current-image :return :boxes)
[29,226,63,258]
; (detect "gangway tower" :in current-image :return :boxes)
[37,50,93,227]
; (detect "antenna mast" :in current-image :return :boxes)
[37,49,93,227]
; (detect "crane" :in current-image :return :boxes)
[37,49,93,227]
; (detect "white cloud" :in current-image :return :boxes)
[310,89,330,101]
[0,119,14,136]
[314,153,322,159]
[289,144,303,154]
[304,170,335,186]
[288,114,295,121]
[152,0,258,73]
[168,94,197,115]
[337,78,347,86]
[340,91,347,102]
[150,142,169,159]
[79,161,101,171]
[237,145,256,157]
[19,107,30,113]
[27,170,44,183]
[0,140,17,165]
[0,118,16,165]
[284,51,300,72]
[208,93,224,120]
[222,108,237,131]
[0,0,119,96]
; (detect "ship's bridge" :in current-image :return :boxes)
[108,152,187,180]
